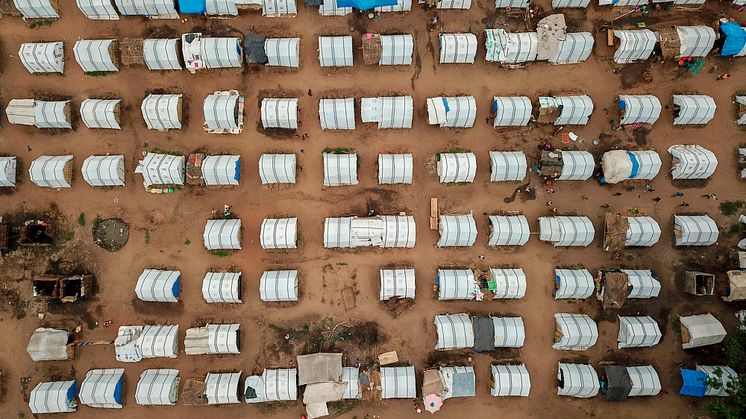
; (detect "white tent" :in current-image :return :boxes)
[114,325,179,362]
[323,216,416,248]
[557,363,599,398]
[492,96,532,127]
[737,97,746,125]
[29,155,73,188]
[185,324,240,355]
[27,328,69,361]
[380,268,415,300]
[488,215,530,247]
[361,96,413,129]
[319,98,355,130]
[318,36,353,67]
[625,366,662,397]
[613,29,656,64]
[245,369,297,403]
[375,0,411,10]
[203,219,242,250]
[204,91,243,133]
[676,26,716,58]
[134,153,185,187]
[260,270,298,302]
[81,155,125,187]
[0,157,17,188]
[318,0,350,15]
[77,0,119,20]
[19,42,64,74]
[6,100,71,129]
[439,33,478,64]
[553,313,598,351]
[435,313,474,350]
[262,0,297,16]
[622,269,661,299]
[549,33,594,65]
[489,151,527,181]
[680,313,726,349]
[437,0,471,8]
[437,214,477,247]
[265,38,300,67]
[13,0,59,18]
[493,316,525,347]
[342,367,361,399]
[552,0,590,6]
[438,152,477,183]
[539,216,594,247]
[673,95,716,126]
[143,38,181,70]
[554,268,594,299]
[601,150,662,184]
[427,96,477,128]
[202,272,242,303]
[437,269,478,300]
[625,216,661,247]
[74,39,118,72]
[79,369,124,409]
[141,94,182,131]
[495,0,528,6]
[205,0,240,16]
[202,155,240,186]
[674,215,718,246]
[115,0,179,18]
[538,95,593,125]
[491,268,527,299]
[491,365,530,397]
[29,380,77,414]
[607,0,647,6]
[205,372,241,405]
[182,35,242,70]
[485,29,538,64]
[323,153,358,186]
[696,366,739,397]
[668,145,717,180]
[135,269,180,302]
[259,153,296,184]
[135,369,179,405]
[260,218,298,249]
[556,150,594,181]
[619,95,662,125]
[378,153,413,184]
[80,99,121,129]
[379,34,414,65]
[380,367,416,399]
[618,316,662,349]
[261,98,298,129]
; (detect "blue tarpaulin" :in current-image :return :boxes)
[679,369,707,397]
[721,22,746,57]
[113,376,124,404]
[234,160,241,181]
[627,151,640,179]
[172,277,181,298]
[337,0,398,10]
[178,0,207,14]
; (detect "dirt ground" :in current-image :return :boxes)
[1,1,746,418]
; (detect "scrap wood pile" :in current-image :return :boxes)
[603,213,630,253]
[362,34,382,65]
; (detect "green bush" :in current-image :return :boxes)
[720,200,745,216]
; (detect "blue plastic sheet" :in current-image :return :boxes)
[721,22,746,57]
[337,0,398,10]
[178,0,207,14]
[113,376,124,404]
[172,277,181,298]
[627,151,640,179]
[234,160,241,181]
[679,369,707,397]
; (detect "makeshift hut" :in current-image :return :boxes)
[437,152,477,183]
[695,365,739,396]
[437,214,477,247]
[0,157,18,188]
[538,150,595,181]
[81,155,125,187]
[114,324,179,362]
[724,270,746,301]
[134,152,185,188]
[679,368,709,397]
[204,91,244,134]
[29,155,73,188]
[537,95,593,125]
[80,99,121,129]
[115,0,179,18]
[423,366,475,403]
[618,316,662,349]
[668,145,717,180]
[612,29,656,64]
[262,0,297,16]
[539,216,594,247]
[135,369,179,405]
[181,33,243,72]
[680,313,727,349]
[489,151,527,181]
[557,363,599,398]
[554,268,594,299]
[19,42,64,74]
[185,324,240,355]
[79,369,124,409]
[434,313,474,350]
[674,215,718,246]
[201,155,240,186]
[659,26,716,59]
[259,270,298,302]
[244,369,297,403]
[73,39,119,73]
[261,98,298,129]
[549,33,594,65]
[603,214,661,250]
[319,98,355,130]
[259,153,296,184]
[618,94,662,125]
[202,272,242,303]
[141,94,182,131]
[203,219,241,250]
[439,33,477,64]
[204,372,241,404]
[260,217,297,249]
[489,365,532,399]
[604,365,661,401]
[360,96,413,128]
[378,153,413,184]
[12,0,60,19]
[672,95,716,126]
[323,215,416,248]
[27,328,71,361]
[265,38,300,67]
[484,29,538,65]
[490,268,527,299]
[426,96,477,128]
[598,269,661,309]
[77,0,119,20]
[552,313,598,351]
[492,96,532,127]
[318,36,353,67]
[437,269,478,301]
[6,99,72,129]
[362,33,414,65]
[380,268,415,300]
[684,271,715,296]
[488,215,530,246]
[143,38,182,70]
[322,153,358,186]
[135,269,180,302]
[29,380,78,414]
[296,353,342,385]
[381,367,416,399]
[600,150,662,184]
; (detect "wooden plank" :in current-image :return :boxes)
[607,29,614,47]
[430,198,438,217]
